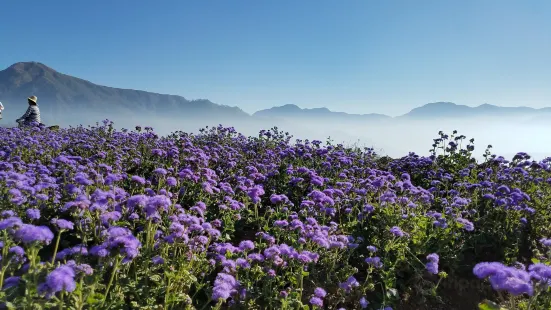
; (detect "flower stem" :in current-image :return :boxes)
[77,277,84,310]
[59,291,65,310]
[51,231,64,265]
[212,300,223,310]
[104,256,121,304]
[0,265,8,291]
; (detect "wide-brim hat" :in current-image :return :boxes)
[28,96,38,104]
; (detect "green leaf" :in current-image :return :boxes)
[4,302,17,310]
[149,275,162,282]
[531,258,541,264]
[288,275,297,285]
[87,293,105,304]
[478,300,504,310]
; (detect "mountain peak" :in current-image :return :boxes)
[310,107,331,112]
[422,101,457,107]
[3,62,59,85]
[0,61,249,120]
[8,61,55,73]
[477,103,498,108]
[279,104,301,110]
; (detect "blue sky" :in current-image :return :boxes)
[1,0,550,116]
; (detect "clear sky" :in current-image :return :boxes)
[1,0,550,116]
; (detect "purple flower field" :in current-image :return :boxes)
[1,121,551,309]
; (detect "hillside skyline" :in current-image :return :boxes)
[1,61,550,121]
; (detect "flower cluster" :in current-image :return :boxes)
[0,123,549,309]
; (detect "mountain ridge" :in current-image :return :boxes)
[0,61,250,122]
[1,62,550,122]
[399,101,551,119]
[253,104,391,122]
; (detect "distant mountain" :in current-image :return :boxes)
[253,104,391,122]
[400,101,551,119]
[2,62,551,129]
[255,102,551,123]
[0,62,249,123]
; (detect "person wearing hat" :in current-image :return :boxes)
[16,95,41,127]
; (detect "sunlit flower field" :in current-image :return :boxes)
[1,120,551,310]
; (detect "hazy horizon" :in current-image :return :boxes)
[3,108,549,162]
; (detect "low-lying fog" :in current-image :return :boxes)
[3,111,551,162]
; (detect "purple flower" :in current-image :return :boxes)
[144,195,171,217]
[366,246,377,253]
[426,253,439,275]
[365,256,383,269]
[456,217,475,231]
[528,263,551,286]
[246,185,265,204]
[39,265,77,297]
[3,276,21,289]
[72,263,94,276]
[152,255,165,265]
[26,209,41,220]
[309,296,323,307]
[127,195,148,209]
[212,273,238,301]
[153,168,168,175]
[390,226,405,237]
[212,219,222,227]
[100,211,122,225]
[360,297,369,308]
[247,253,265,262]
[1,210,16,218]
[14,224,54,244]
[57,244,88,259]
[238,240,255,251]
[274,220,289,228]
[473,262,506,279]
[427,253,439,263]
[9,245,25,256]
[539,238,551,247]
[51,219,74,231]
[236,258,251,269]
[473,262,533,296]
[131,175,146,185]
[270,194,289,204]
[74,173,93,186]
[339,276,360,293]
[0,217,22,230]
[264,246,281,259]
[166,177,177,186]
[90,244,109,257]
[106,233,141,262]
[314,287,327,298]
[8,245,26,264]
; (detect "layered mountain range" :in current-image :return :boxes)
[1,62,550,125]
